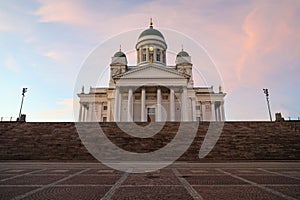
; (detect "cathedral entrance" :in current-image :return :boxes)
[147,107,155,122]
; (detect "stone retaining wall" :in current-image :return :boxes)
[0,122,299,161]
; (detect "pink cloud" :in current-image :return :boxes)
[43,51,63,60]
[236,1,300,87]
[4,55,21,73]
[35,0,90,26]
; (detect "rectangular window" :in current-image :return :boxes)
[148,108,155,114]
[103,105,108,110]
[103,117,107,122]
[196,105,201,110]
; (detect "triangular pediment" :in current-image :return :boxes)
[114,65,188,79]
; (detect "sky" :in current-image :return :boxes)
[0,0,299,122]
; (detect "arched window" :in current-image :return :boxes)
[156,49,161,62]
[162,51,166,63]
[142,48,146,61]
[137,49,140,63]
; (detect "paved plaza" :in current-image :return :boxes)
[0,162,299,200]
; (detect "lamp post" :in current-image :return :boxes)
[263,88,272,121]
[18,88,27,121]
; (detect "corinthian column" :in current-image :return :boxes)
[170,88,175,121]
[191,98,196,121]
[157,87,162,121]
[114,87,119,122]
[141,87,146,122]
[211,102,216,121]
[127,88,133,122]
[181,86,188,121]
[78,103,83,122]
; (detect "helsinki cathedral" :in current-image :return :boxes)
[78,20,226,122]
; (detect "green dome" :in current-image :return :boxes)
[114,51,126,57]
[177,50,189,57]
[138,27,165,39]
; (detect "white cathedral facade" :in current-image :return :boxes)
[78,20,226,122]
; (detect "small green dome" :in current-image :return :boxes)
[177,50,189,57]
[114,51,126,57]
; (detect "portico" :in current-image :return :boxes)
[112,85,188,122]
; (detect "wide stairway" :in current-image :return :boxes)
[0,121,299,161]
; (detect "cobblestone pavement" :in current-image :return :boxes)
[0,162,299,200]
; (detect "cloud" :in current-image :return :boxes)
[54,98,74,115]
[0,12,13,31]
[29,98,77,122]
[43,51,63,60]
[34,0,91,26]
[236,1,300,85]
[4,55,21,73]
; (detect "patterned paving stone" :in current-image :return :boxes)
[239,175,300,185]
[0,175,15,181]
[222,168,272,175]
[0,168,7,172]
[112,186,193,200]
[32,169,82,175]
[265,168,300,173]
[268,186,300,199]
[82,168,123,175]
[0,187,38,200]
[184,175,248,185]
[150,168,174,175]
[58,175,121,185]
[123,174,181,186]
[0,162,299,199]
[0,169,38,175]
[264,168,300,176]
[177,168,223,175]
[194,186,284,200]
[130,168,174,176]
[22,186,111,200]
[0,175,66,185]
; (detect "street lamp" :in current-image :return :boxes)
[18,88,27,121]
[263,88,272,121]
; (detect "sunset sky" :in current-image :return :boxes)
[0,0,299,121]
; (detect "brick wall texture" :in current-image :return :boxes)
[0,122,299,161]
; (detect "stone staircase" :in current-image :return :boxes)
[0,122,18,135]
[282,121,300,132]
[0,122,299,161]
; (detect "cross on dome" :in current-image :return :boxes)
[150,18,153,28]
